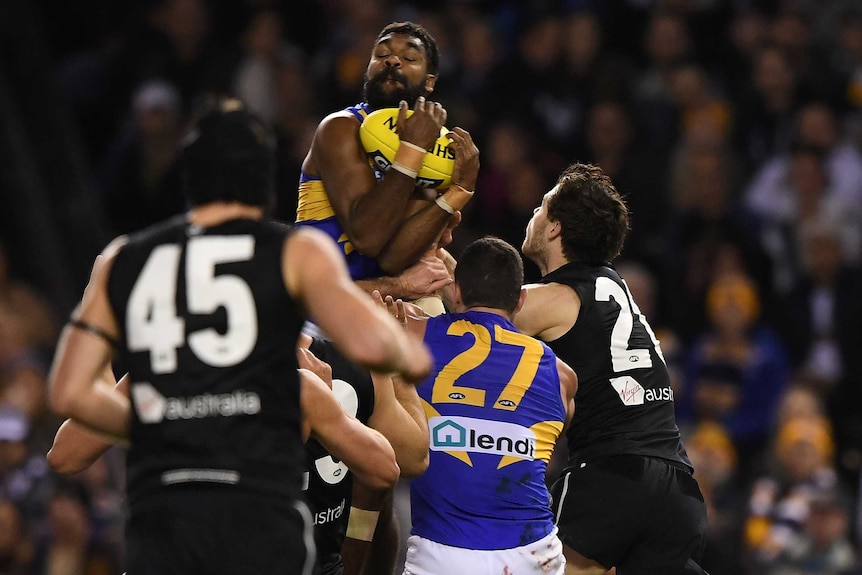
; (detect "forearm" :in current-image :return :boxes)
[342,487,397,575]
[380,377,430,478]
[346,135,430,256]
[47,419,114,475]
[63,381,130,444]
[375,202,452,274]
[348,171,421,255]
[356,276,408,300]
[47,373,130,474]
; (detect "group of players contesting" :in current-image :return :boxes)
[46,20,709,575]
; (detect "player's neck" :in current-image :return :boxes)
[463,306,514,321]
[541,249,568,277]
[187,202,264,227]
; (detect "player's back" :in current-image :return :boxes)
[411,310,566,550]
[540,262,691,469]
[106,215,306,504]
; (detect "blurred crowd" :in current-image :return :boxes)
[2,0,862,574]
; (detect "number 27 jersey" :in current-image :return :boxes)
[411,310,566,550]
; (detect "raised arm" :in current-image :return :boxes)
[310,99,446,257]
[373,126,479,274]
[300,368,399,491]
[283,227,432,383]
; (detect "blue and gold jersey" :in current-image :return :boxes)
[410,311,566,550]
[295,103,383,281]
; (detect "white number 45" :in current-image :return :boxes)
[126,236,258,373]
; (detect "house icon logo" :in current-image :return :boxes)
[432,419,466,448]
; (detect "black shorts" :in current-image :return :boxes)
[550,455,707,575]
[125,486,315,575]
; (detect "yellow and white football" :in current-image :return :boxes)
[359,107,455,189]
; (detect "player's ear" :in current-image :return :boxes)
[450,283,464,312]
[424,74,437,94]
[514,288,527,316]
[547,219,562,241]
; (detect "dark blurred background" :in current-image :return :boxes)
[1,1,862,573]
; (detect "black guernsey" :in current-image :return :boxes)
[305,338,376,575]
[107,215,306,504]
[540,262,692,470]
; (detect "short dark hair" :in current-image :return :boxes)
[179,98,275,209]
[375,21,440,76]
[548,163,629,265]
[455,237,524,314]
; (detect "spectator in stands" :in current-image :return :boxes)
[686,421,747,575]
[765,486,858,575]
[0,496,35,575]
[96,79,185,237]
[0,407,54,535]
[743,416,850,573]
[678,272,791,470]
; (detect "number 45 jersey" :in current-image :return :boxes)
[411,310,566,550]
[106,216,307,505]
[540,263,692,471]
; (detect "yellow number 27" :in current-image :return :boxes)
[431,320,544,411]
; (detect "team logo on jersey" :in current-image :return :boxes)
[131,382,261,423]
[429,416,536,467]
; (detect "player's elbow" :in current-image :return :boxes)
[375,250,410,276]
[48,385,78,420]
[397,449,429,478]
[46,447,90,476]
[361,458,400,491]
[344,227,385,259]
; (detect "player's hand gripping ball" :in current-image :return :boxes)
[359,108,455,189]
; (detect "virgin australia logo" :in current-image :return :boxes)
[131,382,261,423]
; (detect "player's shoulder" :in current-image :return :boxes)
[316,109,362,134]
[516,282,580,340]
[523,281,579,307]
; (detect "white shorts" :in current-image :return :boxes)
[402,527,565,575]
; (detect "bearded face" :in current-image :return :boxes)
[362,67,427,110]
[522,213,549,268]
[522,191,555,268]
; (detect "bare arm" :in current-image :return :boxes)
[367,371,429,478]
[342,486,398,575]
[47,372,130,475]
[283,227,432,383]
[300,368,399,491]
[556,357,578,428]
[514,282,581,342]
[375,127,479,274]
[48,242,131,441]
[355,254,452,301]
[310,100,446,257]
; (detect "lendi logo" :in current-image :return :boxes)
[429,416,536,461]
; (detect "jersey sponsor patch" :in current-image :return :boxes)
[132,382,261,423]
[429,416,536,461]
[610,377,674,406]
